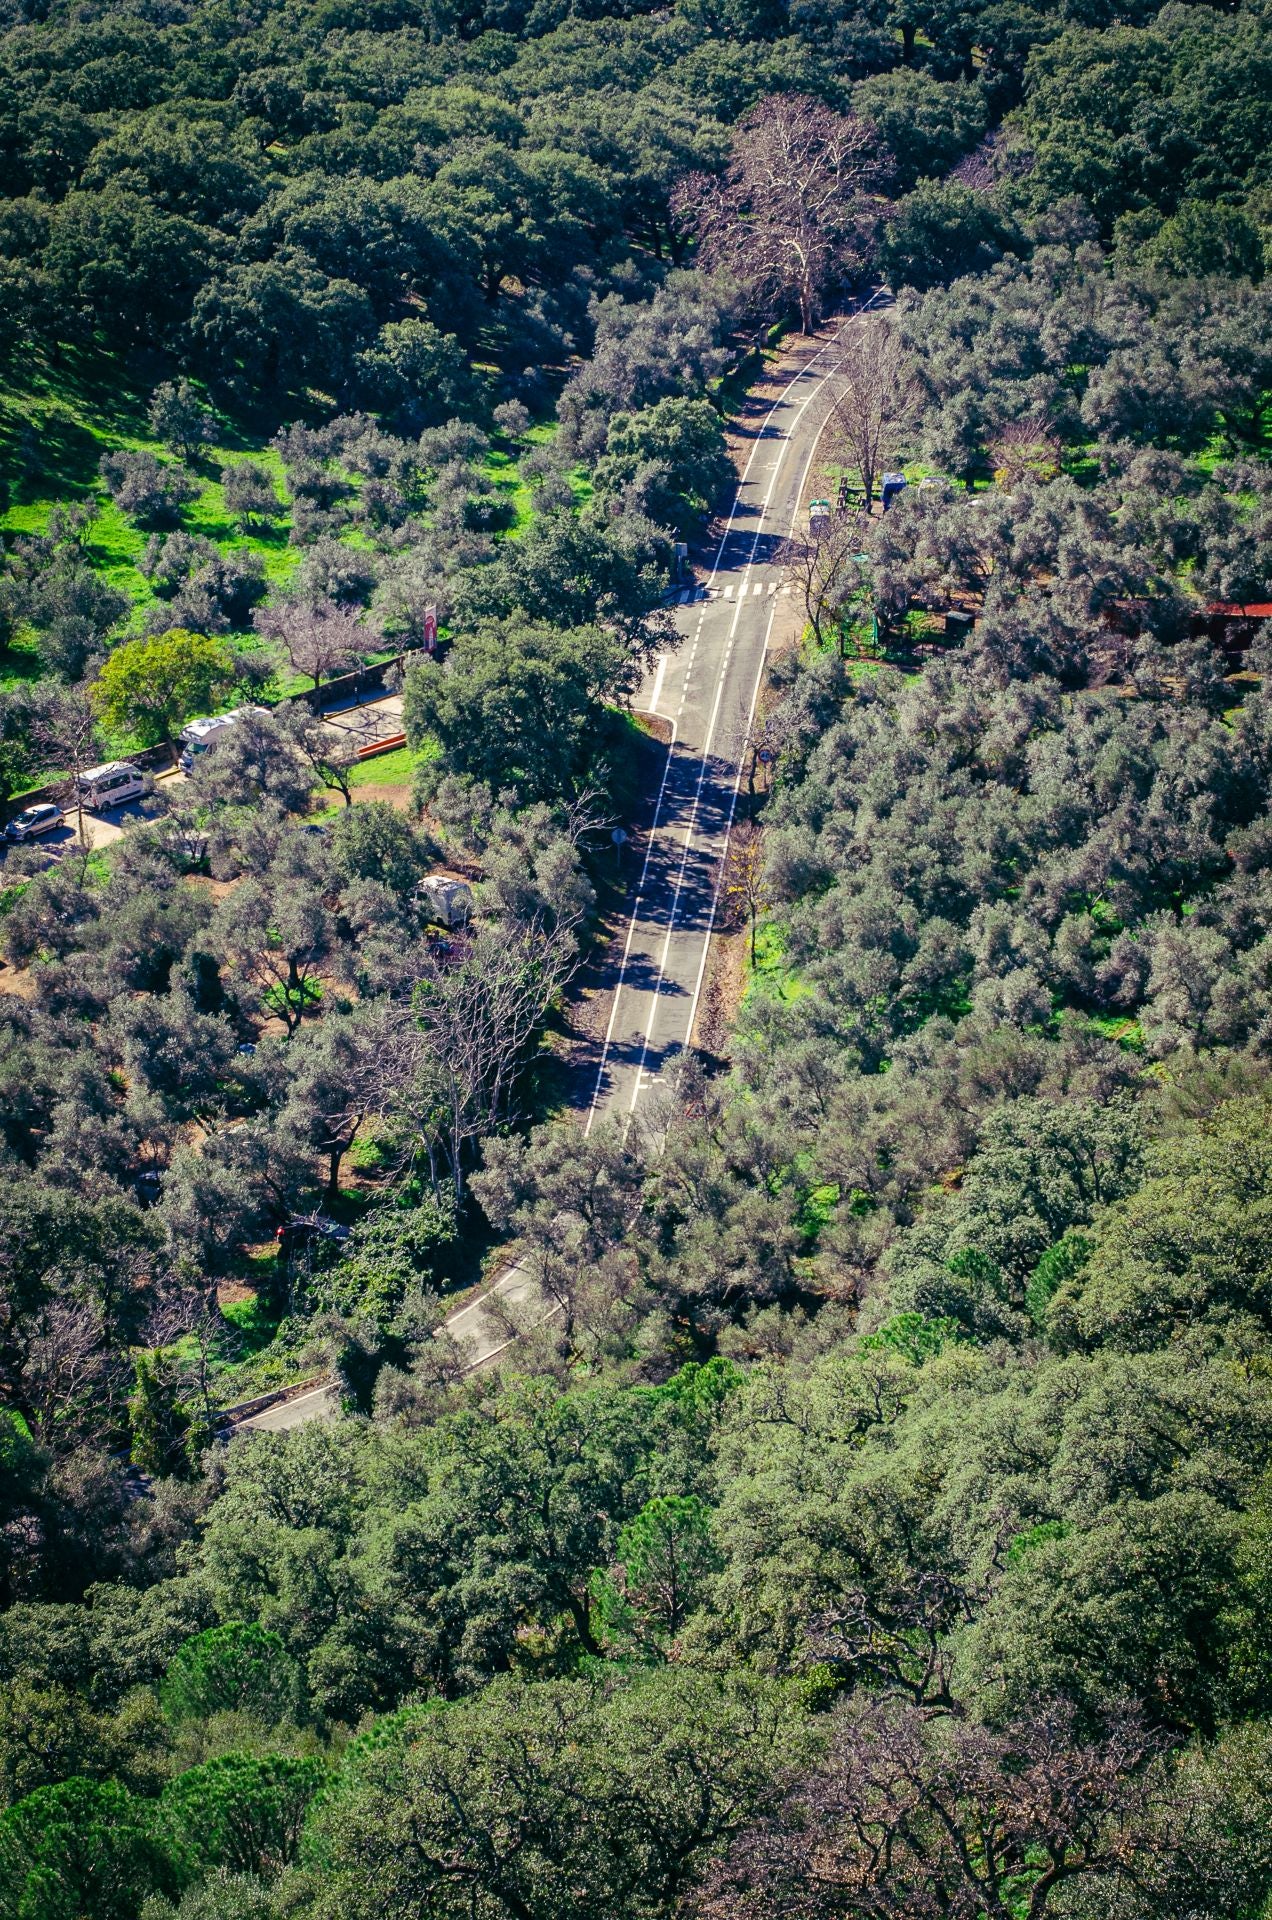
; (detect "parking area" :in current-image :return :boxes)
[0,690,408,870]
[1,786,176,866]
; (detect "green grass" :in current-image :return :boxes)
[220,1292,282,1358]
[0,341,151,504]
[0,632,44,692]
[0,349,313,665]
[484,446,537,536]
[744,918,810,1006]
[1074,1009,1146,1052]
[345,743,424,788]
[797,1179,840,1241]
[481,420,592,537]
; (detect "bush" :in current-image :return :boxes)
[220,461,281,530]
[99,451,199,529]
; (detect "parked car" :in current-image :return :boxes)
[74,761,152,811]
[134,1169,163,1207]
[4,802,62,843]
[275,1214,351,1258]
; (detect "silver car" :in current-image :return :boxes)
[4,802,62,843]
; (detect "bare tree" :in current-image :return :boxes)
[21,1300,127,1451]
[778,518,872,652]
[828,318,917,509]
[379,915,588,1206]
[724,819,769,968]
[253,595,378,693]
[988,416,1063,488]
[33,686,102,852]
[674,96,888,333]
[704,1697,1161,1920]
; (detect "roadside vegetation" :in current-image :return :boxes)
[3,0,1272,1917]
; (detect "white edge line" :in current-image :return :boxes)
[647,650,668,714]
[582,715,679,1135]
[583,291,888,1127]
[683,299,886,1046]
[622,293,889,1106]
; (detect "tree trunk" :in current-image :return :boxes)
[563,1586,601,1656]
[901,19,916,60]
[286,958,304,1035]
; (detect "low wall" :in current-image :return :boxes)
[215,1374,333,1429]
[5,651,420,820]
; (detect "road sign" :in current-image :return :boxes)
[757,747,775,765]
[611,827,629,846]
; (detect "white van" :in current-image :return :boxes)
[178,707,269,773]
[74,761,153,811]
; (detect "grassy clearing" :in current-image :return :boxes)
[482,420,593,535]
[1075,1009,1146,1052]
[744,917,809,1005]
[345,743,423,788]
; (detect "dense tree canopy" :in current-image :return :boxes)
[2,1,1272,1918]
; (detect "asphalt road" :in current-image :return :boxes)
[433,300,886,1375]
[232,1380,344,1433]
[218,305,886,1424]
[584,308,880,1129]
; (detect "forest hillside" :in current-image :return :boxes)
[1,0,1272,1916]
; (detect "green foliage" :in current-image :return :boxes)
[0,1776,175,1920]
[4,7,1272,1913]
[141,1870,277,1920]
[305,1670,797,1919]
[858,1311,963,1366]
[1026,1231,1093,1330]
[160,1753,326,1880]
[596,1494,721,1657]
[160,1624,302,1728]
[879,179,1020,290]
[1046,1095,1272,1352]
[404,619,634,804]
[592,396,732,534]
[128,1354,206,1480]
[92,627,236,748]
[1015,10,1272,234]
[854,69,989,192]
[355,319,473,435]
[326,1198,458,1323]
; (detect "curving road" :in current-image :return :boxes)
[228,298,885,1424]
